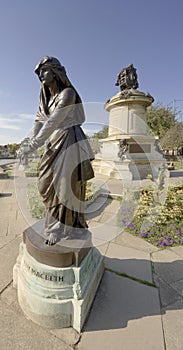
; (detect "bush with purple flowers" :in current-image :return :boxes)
[120,184,183,248]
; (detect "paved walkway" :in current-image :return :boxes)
[0,164,183,349]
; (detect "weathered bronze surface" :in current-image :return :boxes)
[115,64,139,91]
[22,56,95,246]
[23,226,92,268]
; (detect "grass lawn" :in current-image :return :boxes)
[173,161,183,170]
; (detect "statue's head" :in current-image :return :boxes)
[35,56,70,87]
[35,56,82,112]
[35,56,62,75]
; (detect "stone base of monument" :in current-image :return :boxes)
[13,224,104,332]
[93,134,165,181]
[92,89,165,181]
[93,157,132,180]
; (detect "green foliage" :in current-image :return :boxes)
[85,181,97,201]
[24,158,41,177]
[7,143,20,154]
[37,145,45,156]
[120,184,183,248]
[160,122,183,149]
[147,103,176,139]
[92,125,109,139]
[173,161,183,170]
[27,182,45,219]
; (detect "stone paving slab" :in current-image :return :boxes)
[1,284,79,349]
[105,178,123,195]
[113,231,160,253]
[0,292,72,350]
[0,236,21,292]
[90,222,121,243]
[79,271,164,350]
[88,214,119,230]
[170,246,183,258]
[0,220,9,236]
[92,240,110,255]
[103,199,121,213]
[85,196,115,221]
[151,249,183,284]
[0,169,183,349]
[99,211,119,226]
[171,278,183,295]
[0,202,16,212]
[51,328,80,347]
[104,242,153,283]
[7,218,27,237]
[162,300,183,350]
[0,179,14,194]
[0,236,17,249]
[153,273,182,308]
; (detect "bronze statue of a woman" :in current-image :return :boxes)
[23,56,94,245]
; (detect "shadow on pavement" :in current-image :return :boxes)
[170,170,183,177]
[0,193,12,197]
[83,257,183,332]
[85,196,113,221]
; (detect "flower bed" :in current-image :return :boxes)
[119,184,183,248]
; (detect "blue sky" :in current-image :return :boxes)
[0,0,183,144]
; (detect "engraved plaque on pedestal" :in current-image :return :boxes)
[129,144,151,153]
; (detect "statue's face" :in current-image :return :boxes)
[39,66,55,85]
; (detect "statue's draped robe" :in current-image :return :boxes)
[31,87,94,236]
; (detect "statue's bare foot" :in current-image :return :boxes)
[45,232,57,245]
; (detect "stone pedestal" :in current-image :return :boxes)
[93,89,165,180]
[13,224,104,332]
[93,157,132,180]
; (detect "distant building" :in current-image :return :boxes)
[0,145,10,158]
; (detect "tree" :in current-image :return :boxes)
[160,122,183,150]
[92,125,109,139]
[147,103,176,139]
[7,143,20,154]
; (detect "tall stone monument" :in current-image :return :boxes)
[93,64,164,180]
